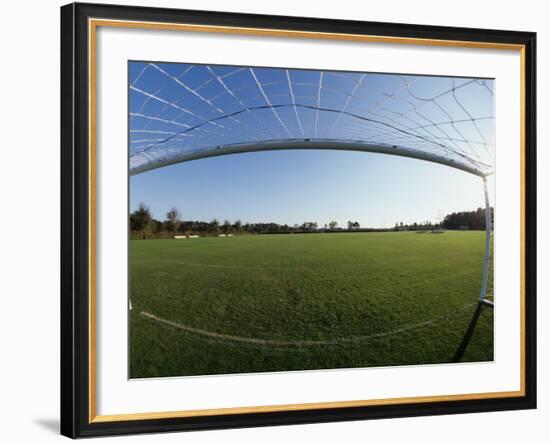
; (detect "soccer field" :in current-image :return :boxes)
[129,231,493,378]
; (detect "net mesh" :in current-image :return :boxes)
[129,62,494,176]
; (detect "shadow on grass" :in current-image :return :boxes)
[452,301,492,363]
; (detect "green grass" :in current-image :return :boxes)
[129,231,493,378]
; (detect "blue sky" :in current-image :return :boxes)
[130,149,492,228]
[129,62,494,227]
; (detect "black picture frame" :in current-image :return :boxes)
[61,2,537,438]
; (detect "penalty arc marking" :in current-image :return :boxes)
[141,302,479,348]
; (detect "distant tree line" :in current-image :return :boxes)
[441,207,494,230]
[130,203,494,239]
[393,220,437,231]
[393,207,494,232]
[129,204,368,239]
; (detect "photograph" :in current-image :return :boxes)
[128,61,496,379]
[0,0,543,439]
[54,1,537,438]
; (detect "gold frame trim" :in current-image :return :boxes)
[88,18,527,424]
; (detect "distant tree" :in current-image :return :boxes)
[154,219,163,234]
[300,221,318,231]
[165,207,181,234]
[441,207,493,230]
[347,220,353,230]
[353,221,360,229]
[329,220,338,230]
[132,204,149,229]
[210,219,219,233]
[232,219,242,232]
[222,220,231,233]
[130,203,152,230]
[130,203,155,238]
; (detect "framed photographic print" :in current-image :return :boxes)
[60,2,537,438]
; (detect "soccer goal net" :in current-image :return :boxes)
[129,63,494,178]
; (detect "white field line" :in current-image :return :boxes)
[141,302,479,347]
